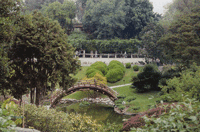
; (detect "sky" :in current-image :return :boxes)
[149,0,173,14]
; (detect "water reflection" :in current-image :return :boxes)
[56,102,131,125]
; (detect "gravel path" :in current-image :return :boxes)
[109,83,132,89]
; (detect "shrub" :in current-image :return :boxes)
[87,69,104,78]
[1,98,22,126]
[0,99,19,131]
[86,68,98,76]
[99,121,123,132]
[123,102,175,131]
[160,64,200,102]
[132,64,161,92]
[90,61,108,75]
[126,63,131,69]
[131,98,200,131]
[108,60,124,70]
[159,65,181,87]
[108,64,125,74]
[132,65,139,71]
[106,68,124,83]
[83,73,107,85]
[15,104,101,132]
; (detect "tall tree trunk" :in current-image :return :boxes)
[62,74,65,90]
[2,89,6,100]
[30,88,35,104]
[35,86,40,106]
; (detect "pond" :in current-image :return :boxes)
[55,102,131,125]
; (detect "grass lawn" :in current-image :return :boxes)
[113,86,161,113]
[71,66,89,81]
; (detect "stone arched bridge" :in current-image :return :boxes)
[50,79,118,108]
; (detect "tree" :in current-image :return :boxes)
[9,11,80,105]
[0,0,21,98]
[75,0,87,22]
[83,0,157,39]
[23,0,64,13]
[122,0,156,39]
[83,0,126,39]
[41,0,76,33]
[160,0,200,30]
[158,8,200,67]
[139,22,165,62]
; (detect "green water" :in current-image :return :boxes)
[56,102,131,125]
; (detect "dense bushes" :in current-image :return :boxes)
[123,102,177,131]
[83,73,107,85]
[132,64,161,92]
[126,63,131,69]
[106,68,124,83]
[159,65,181,87]
[14,103,102,131]
[86,61,107,78]
[11,102,122,132]
[108,60,124,70]
[86,69,104,78]
[160,64,200,102]
[0,99,20,131]
[86,60,125,83]
[90,61,108,75]
[132,65,139,71]
[106,60,125,83]
[130,98,200,131]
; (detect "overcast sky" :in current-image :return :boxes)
[149,0,173,14]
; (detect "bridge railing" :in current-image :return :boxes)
[74,79,117,96]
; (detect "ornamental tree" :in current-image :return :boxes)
[9,11,80,105]
[158,8,200,66]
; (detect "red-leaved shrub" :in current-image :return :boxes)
[123,103,177,131]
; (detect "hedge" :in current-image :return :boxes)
[68,38,140,53]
